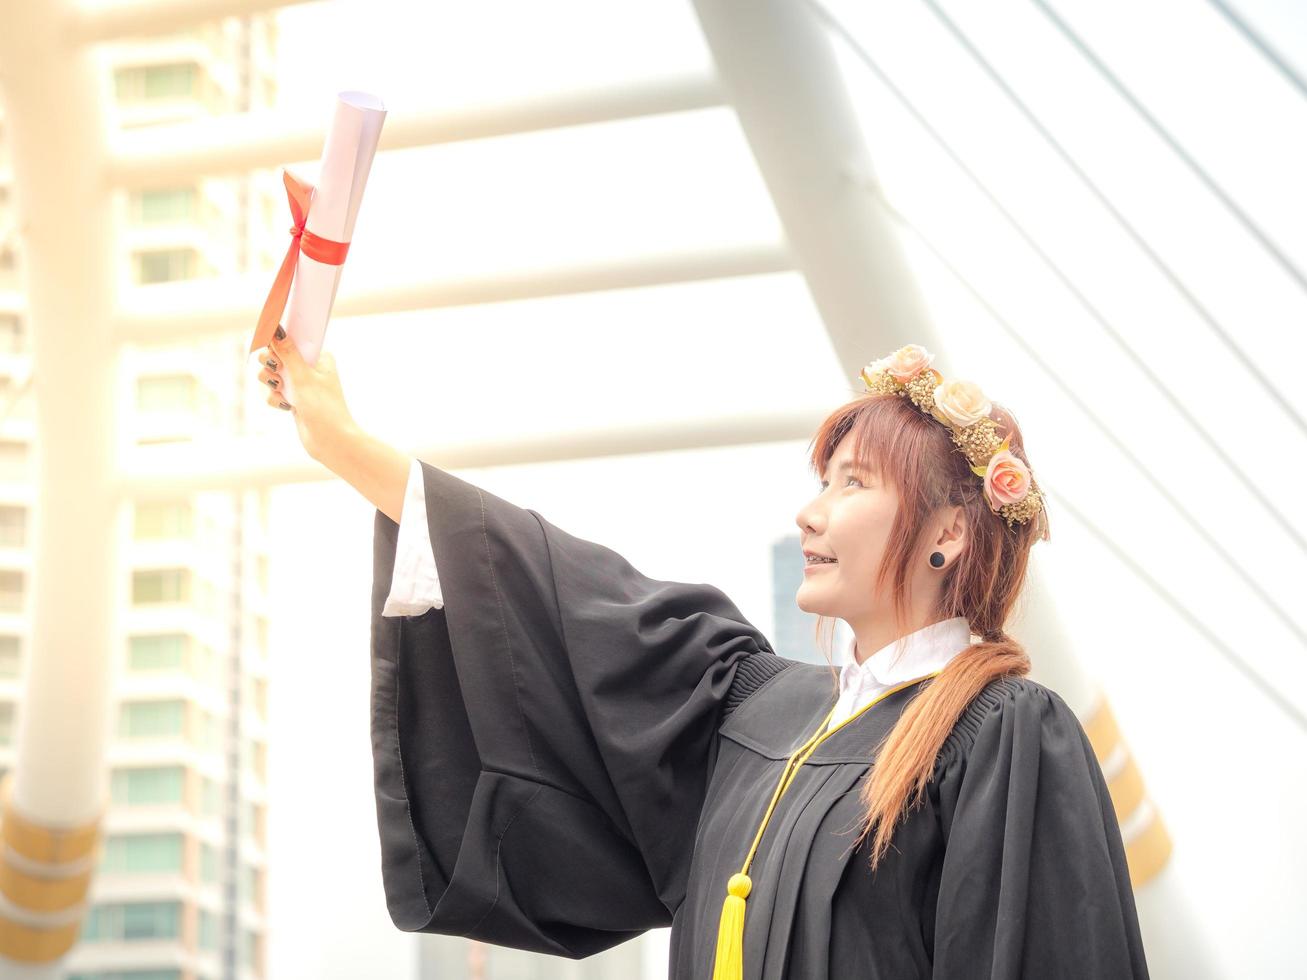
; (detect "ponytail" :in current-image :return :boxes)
[850,636,1030,872]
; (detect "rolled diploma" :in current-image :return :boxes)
[279,90,386,407]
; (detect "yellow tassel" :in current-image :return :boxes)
[711,872,752,980]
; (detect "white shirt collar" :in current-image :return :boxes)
[839,616,973,694]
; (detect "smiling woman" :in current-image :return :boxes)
[343,342,1148,978]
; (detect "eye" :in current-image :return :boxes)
[818,476,863,490]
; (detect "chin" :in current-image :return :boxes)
[795,587,836,617]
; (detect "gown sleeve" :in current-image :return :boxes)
[369,459,791,959]
[929,678,1150,979]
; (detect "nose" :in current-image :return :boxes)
[795,490,825,535]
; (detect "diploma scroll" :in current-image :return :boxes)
[250,90,387,407]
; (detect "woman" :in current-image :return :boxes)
[254,330,1149,979]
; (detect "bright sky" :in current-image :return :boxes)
[246,2,1307,977]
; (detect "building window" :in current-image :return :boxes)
[134,247,198,284]
[241,927,257,968]
[101,832,183,874]
[198,908,219,950]
[110,766,184,806]
[0,439,29,480]
[200,842,220,883]
[132,187,197,225]
[239,864,259,907]
[81,900,182,942]
[114,62,200,101]
[247,675,267,721]
[136,373,197,413]
[242,736,266,781]
[118,699,185,738]
[0,505,26,547]
[201,776,222,816]
[131,568,190,605]
[0,570,23,613]
[198,709,222,752]
[127,633,186,672]
[132,500,193,540]
[0,636,19,678]
[0,313,24,354]
[0,377,32,421]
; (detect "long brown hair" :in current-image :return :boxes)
[805,390,1051,872]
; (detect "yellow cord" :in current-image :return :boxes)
[709,670,943,979]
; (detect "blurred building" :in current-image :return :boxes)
[770,533,842,665]
[0,15,279,980]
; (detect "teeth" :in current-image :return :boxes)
[807,556,836,563]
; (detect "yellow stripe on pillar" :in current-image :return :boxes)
[0,860,95,915]
[1124,806,1173,889]
[0,916,82,963]
[0,773,103,963]
[0,775,103,865]
[1080,693,1172,889]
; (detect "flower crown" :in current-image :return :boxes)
[859,344,1047,533]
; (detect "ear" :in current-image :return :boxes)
[935,504,968,557]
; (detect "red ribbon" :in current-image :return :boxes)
[249,169,351,353]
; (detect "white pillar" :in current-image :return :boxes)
[0,0,118,973]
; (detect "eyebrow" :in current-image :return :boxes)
[821,461,861,479]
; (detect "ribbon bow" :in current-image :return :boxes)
[249,169,352,353]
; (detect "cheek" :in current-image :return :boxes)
[830,505,892,573]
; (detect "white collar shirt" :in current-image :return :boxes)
[830,616,974,727]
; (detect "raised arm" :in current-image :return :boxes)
[316,425,408,525]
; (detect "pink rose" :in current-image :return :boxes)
[983,449,1031,512]
[885,344,934,383]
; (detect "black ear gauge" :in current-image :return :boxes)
[929,551,945,568]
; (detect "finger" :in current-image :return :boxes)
[270,332,304,379]
[266,390,292,411]
[258,368,282,390]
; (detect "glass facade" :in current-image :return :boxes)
[117,700,185,739]
[110,766,184,806]
[100,833,184,874]
[81,901,182,942]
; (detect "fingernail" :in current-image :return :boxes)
[266,359,278,371]
[278,401,291,410]
[267,378,279,388]
[274,325,286,341]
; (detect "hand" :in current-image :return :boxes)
[253,326,358,464]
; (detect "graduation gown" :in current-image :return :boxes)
[368,460,1150,979]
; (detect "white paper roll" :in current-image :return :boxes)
[279,90,386,407]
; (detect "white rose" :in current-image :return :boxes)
[932,378,991,428]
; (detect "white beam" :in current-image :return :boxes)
[112,408,829,499]
[112,242,795,345]
[106,74,727,188]
[69,0,314,45]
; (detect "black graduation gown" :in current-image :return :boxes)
[368,460,1150,979]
